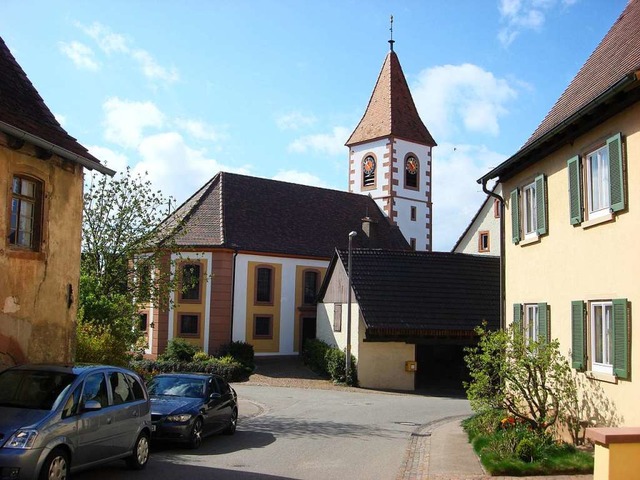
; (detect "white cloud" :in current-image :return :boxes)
[498,0,578,47]
[275,111,317,130]
[75,21,179,84]
[432,143,506,251]
[54,113,66,126]
[272,170,330,188]
[87,145,129,176]
[175,118,225,142]
[412,64,517,141]
[288,126,350,156]
[103,97,165,149]
[58,41,99,71]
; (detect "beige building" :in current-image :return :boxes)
[452,184,502,257]
[478,0,640,427]
[0,37,112,368]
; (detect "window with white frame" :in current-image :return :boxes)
[513,302,548,344]
[524,304,539,344]
[587,146,610,218]
[523,182,537,237]
[510,175,546,244]
[591,301,613,375]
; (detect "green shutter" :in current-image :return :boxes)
[511,189,520,244]
[612,298,629,379]
[608,133,625,212]
[571,301,586,370]
[567,155,582,225]
[513,303,522,332]
[535,174,547,235]
[538,303,548,343]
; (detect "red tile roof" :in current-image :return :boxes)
[163,172,410,258]
[524,0,640,148]
[346,51,436,147]
[0,36,105,169]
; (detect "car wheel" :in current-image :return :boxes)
[126,431,150,470]
[39,448,69,480]
[189,417,204,449]
[223,408,238,435]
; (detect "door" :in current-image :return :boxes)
[301,317,316,351]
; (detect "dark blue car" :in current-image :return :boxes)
[147,373,237,449]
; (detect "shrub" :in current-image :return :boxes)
[302,339,331,376]
[302,339,358,385]
[76,320,131,366]
[217,341,254,369]
[159,338,199,362]
[192,350,210,362]
[130,356,251,382]
[516,438,536,462]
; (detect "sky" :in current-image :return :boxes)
[0,0,629,251]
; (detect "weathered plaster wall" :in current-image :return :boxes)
[1,141,83,368]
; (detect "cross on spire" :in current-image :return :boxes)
[389,15,395,52]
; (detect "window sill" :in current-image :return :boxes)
[582,212,614,229]
[519,235,540,246]
[586,371,618,384]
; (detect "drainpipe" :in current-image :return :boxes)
[230,247,239,343]
[481,180,506,330]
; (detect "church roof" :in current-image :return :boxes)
[0,36,111,174]
[479,0,640,183]
[321,249,499,335]
[346,50,436,147]
[159,172,410,258]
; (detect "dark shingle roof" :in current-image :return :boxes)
[164,172,410,257]
[0,36,107,171]
[346,51,436,147]
[335,250,499,332]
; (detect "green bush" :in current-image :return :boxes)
[76,320,131,366]
[130,356,251,382]
[302,339,331,376]
[192,350,210,362]
[159,338,199,362]
[217,341,254,369]
[516,438,536,462]
[302,339,358,385]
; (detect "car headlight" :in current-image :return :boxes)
[6,430,38,449]
[166,414,192,423]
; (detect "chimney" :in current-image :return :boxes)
[361,216,378,248]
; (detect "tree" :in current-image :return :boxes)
[79,167,181,361]
[464,323,577,434]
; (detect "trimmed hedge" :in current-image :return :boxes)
[130,357,251,383]
[302,339,358,386]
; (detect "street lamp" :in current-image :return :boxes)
[345,230,357,385]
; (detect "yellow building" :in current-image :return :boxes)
[479,0,640,427]
[0,37,112,368]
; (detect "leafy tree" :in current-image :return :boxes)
[78,167,181,362]
[464,323,577,435]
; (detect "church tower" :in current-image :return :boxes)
[346,34,436,251]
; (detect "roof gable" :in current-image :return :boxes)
[0,36,108,173]
[346,51,436,147]
[165,172,410,257]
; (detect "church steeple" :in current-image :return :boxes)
[346,31,436,251]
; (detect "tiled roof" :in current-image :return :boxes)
[524,0,640,148]
[164,172,410,257]
[346,51,436,147]
[0,36,103,168]
[335,250,499,332]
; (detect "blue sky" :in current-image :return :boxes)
[1,0,628,250]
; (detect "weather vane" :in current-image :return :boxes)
[389,15,395,52]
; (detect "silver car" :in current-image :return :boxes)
[0,364,152,479]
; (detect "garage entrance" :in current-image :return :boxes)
[415,343,471,394]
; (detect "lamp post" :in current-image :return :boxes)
[345,230,357,385]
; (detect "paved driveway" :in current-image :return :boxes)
[74,383,471,480]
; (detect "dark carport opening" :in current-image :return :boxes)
[415,343,473,395]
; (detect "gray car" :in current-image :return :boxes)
[0,364,152,479]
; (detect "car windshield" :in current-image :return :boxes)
[0,369,77,410]
[147,376,206,398]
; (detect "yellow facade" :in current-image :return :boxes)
[293,265,326,353]
[246,261,282,353]
[172,258,208,350]
[503,102,640,426]
[1,142,84,367]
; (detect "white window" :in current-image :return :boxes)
[524,304,539,344]
[591,301,613,375]
[587,145,610,218]
[523,181,537,237]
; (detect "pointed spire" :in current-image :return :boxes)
[346,45,436,147]
[389,15,395,52]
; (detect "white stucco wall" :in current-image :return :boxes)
[454,185,502,256]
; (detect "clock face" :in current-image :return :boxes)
[362,156,376,175]
[406,156,418,175]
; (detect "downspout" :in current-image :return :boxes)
[481,180,506,330]
[229,247,239,343]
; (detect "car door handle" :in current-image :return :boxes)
[132,411,139,417]
[106,417,112,424]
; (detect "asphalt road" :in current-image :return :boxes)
[74,384,472,480]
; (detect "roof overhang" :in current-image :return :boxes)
[478,69,640,185]
[0,120,115,176]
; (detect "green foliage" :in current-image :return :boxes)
[192,350,210,363]
[76,318,131,367]
[130,356,251,383]
[464,322,577,435]
[463,410,593,476]
[217,341,255,369]
[159,338,199,362]
[302,339,358,386]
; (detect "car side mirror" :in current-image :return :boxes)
[83,400,102,412]
[209,392,222,401]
